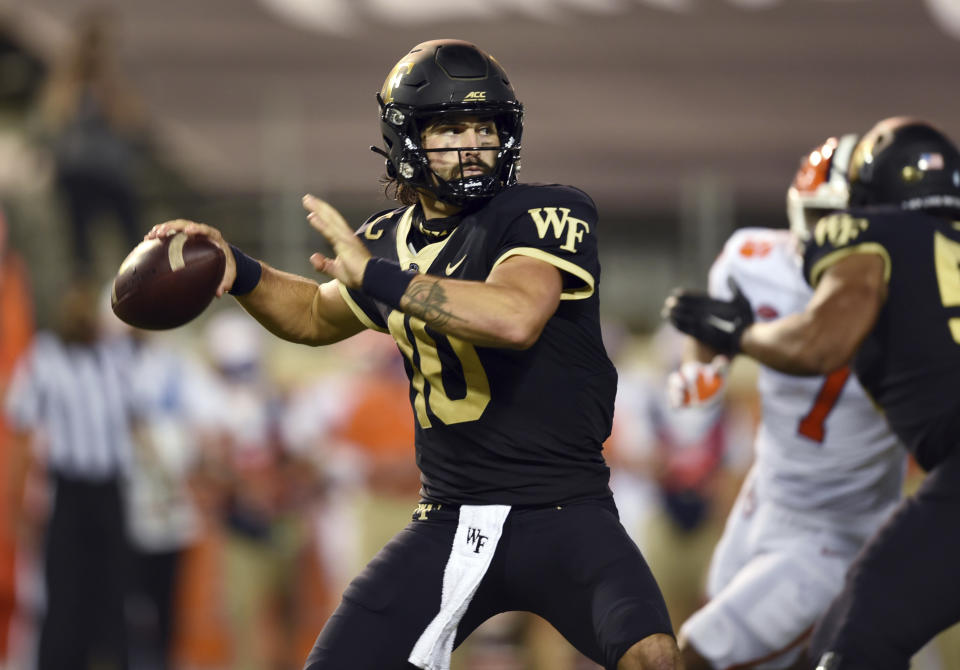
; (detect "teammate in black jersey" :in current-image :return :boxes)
[148,40,679,670]
[665,116,960,670]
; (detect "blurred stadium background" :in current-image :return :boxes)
[2,1,960,669]
[4,0,960,332]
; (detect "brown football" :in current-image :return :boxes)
[111,233,226,330]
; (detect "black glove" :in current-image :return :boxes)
[663,278,754,356]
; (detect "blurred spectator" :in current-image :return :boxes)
[98,299,218,670]
[200,308,324,670]
[0,204,33,665]
[4,278,133,670]
[280,330,430,660]
[328,331,417,565]
[0,20,51,199]
[607,326,751,628]
[37,8,147,275]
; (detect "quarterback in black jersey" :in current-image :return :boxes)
[148,40,678,670]
[665,117,960,670]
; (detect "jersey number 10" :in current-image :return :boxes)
[388,311,491,428]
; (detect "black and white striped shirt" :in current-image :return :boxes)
[4,332,134,480]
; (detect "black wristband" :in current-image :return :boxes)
[361,258,417,309]
[228,244,262,295]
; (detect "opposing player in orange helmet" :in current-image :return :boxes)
[668,118,960,670]
[670,135,906,670]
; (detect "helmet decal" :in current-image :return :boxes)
[786,134,859,239]
[381,62,414,104]
[792,137,838,195]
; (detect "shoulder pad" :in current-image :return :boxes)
[493,183,597,213]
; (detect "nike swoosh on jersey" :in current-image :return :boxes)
[706,315,737,333]
[445,256,467,275]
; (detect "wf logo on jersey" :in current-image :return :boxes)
[465,527,489,553]
[527,207,590,253]
[415,503,442,520]
[814,213,869,247]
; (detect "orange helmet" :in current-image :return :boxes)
[786,134,858,239]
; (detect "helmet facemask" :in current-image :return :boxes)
[379,97,523,207]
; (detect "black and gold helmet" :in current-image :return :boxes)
[848,117,960,215]
[374,39,524,206]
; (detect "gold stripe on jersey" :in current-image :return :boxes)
[492,247,595,300]
[394,206,416,260]
[934,232,960,306]
[394,206,460,272]
[933,232,960,344]
[336,280,389,333]
[808,243,892,289]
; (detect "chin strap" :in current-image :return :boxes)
[414,206,460,240]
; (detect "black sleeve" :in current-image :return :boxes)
[491,186,599,300]
[802,211,893,288]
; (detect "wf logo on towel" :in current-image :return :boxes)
[466,527,489,553]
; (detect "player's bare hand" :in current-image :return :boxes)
[302,194,371,289]
[146,219,237,297]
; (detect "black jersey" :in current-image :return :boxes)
[338,183,617,505]
[803,208,960,470]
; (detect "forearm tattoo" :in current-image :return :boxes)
[401,278,464,327]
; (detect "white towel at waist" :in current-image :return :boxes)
[408,504,511,670]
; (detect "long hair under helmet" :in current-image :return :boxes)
[372,39,524,207]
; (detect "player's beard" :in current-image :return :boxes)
[430,150,497,183]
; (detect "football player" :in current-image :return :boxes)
[665,117,960,670]
[148,40,680,670]
[669,135,907,670]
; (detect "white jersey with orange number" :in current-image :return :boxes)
[679,228,906,670]
[708,227,904,520]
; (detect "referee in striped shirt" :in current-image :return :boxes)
[5,281,133,670]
